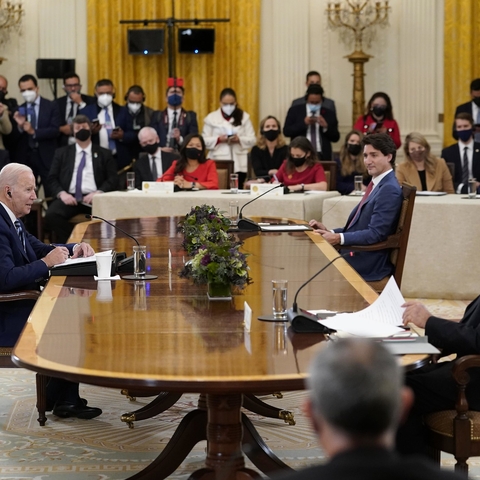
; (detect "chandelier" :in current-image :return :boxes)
[0,0,23,49]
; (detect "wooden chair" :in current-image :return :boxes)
[343,183,417,292]
[215,160,234,189]
[320,161,337,191]
[425,354,480,475]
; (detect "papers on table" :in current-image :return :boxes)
[260,224,311,232]
[416,191,447,196]
[51,249,111,269]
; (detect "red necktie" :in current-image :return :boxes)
[347,181,373,229]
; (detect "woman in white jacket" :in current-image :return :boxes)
[202,88,256,187]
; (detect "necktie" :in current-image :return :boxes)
[104,108,116,151]
[75,150,86,201]
[476,109,480,143]
[151,156,158,180]
[347,181,374,229]
[66,100,74,123]
[310,113,317,153]
[27,103,37,149]
[14,220,26,252]
[462,147,469,186]
[170,111,178,149]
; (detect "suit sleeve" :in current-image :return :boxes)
[116,109,137,146]
[185,111,199,136]
[47,147,68,198]
[96,149,119,192]
[283,107,307,139]
[201,114,220,150]
[322,109,340,143]
[35,101,61,141]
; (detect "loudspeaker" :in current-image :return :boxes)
[36,59,76,79]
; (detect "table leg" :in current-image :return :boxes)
[35,373,48,426]
[242,394,295,425]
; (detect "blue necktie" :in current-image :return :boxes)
[75,150,86,201]
[14,220,26,252]
[27,104,37,149]
[103,108,116,151]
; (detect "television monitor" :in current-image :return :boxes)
[178,28,215,54]
[36,59,76,79]
[128,29,165,55]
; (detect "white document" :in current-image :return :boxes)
[51,250,112,269]
[142,181,174,193]
[260,225,310,232]
[319,276,406,337]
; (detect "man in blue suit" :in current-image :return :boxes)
[309,133,402,281]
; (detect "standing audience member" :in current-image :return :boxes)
[273,137,327,192]
[45,115,118,243]
[272,339,464,480]
[12,74,61,197]
[396,132,454,193]
[202,88,256,188]
[441,112,480,194]
[290,70,336,114]
[353,92,401,149]
[150,84,198,153]
[453,78,480,142]
[134,126,178,189]
[284,84,340,160]
[250,116,288,182]
[335,130,370,195]
[0,89,12,150]
[0,75,20,162]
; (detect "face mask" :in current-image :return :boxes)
[0,91,6,103]
[142,143,159,155]
[221,104,236,116]
[167,94,183,107]
[97,93,113,108]
[74,128,91,142]
[307,103,320,113]
[22,90,36,103]
[473,97,480,107]
[185,147,203,160]
[347,143,362,156]
[291,156,307,168]
[262,129,279,141]
[456,129,473,142]
[409,150,426,162]
[128,102,142,115]
[371,105,387,117]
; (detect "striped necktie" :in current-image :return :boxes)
[347,181,374,229]
[14,220,26,252]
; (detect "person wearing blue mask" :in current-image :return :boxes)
[149,84,198,153]
[283,84,339,161]
[441,112,480,194]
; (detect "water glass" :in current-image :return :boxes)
[229,200,239,226]
[133,245,147,277]
[468,178,477,199]
[126,172,135,190]
[354,175,363,195]
[272,280,288,318]
[230,173,239,193]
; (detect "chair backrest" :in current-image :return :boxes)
[215,160,234,189]
[319,161,337,191]
[446,162,455,181]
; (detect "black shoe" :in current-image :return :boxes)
[52,401,102,419]
[45,397,88,412]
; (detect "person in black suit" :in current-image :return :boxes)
[150,85,198,153]
[452,78,480,141]
[272,339,462,480]
[290,70,336,114]
[284,84,340,160]
[0,75,21,162]
[134,126,179,189]
[397,296,480,456]
[55,72,95,147]
[441,112,480,194]
[12,74,61,198]
[0,162,102,419]
[0,148,9,169]
[45,115,118,243]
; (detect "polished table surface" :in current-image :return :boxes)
[13,218,425,479]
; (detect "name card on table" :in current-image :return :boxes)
[142,181,174,194]
[250,183,284,197]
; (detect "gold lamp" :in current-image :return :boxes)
[0,0,24,64]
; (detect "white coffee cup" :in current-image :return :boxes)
[96,280,113,302]
[95,251,113,279]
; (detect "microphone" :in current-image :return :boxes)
[85,214,140,246]
[237,183,284,231]
[287,252,354,333]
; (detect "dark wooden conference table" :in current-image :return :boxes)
[13,217,426,479]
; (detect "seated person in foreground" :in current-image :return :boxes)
[396,132,454,193]
[0,163,101,419]
[397,296,480,456]
[273,136,327,192]
[158,133,219,190]
[309,133,402,281]
[272,339,463,480]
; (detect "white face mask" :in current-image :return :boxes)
[97,93,113,108]
[128,102,142,115]
[22,90,37,104]
[221,104,235,116]
[307,103,320,113]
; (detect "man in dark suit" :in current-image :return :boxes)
[442,112,480,194]
[55,72,95,147]
[290,70,336,114]
[452,78,480,141]
[0,162,102,419]
[12,74,61,198]
[45,114,118,243]
[272,339,463,480]
[284,84,340,160]
[150,85,198,152]
[134,126,179,189]
[309,133,402,281]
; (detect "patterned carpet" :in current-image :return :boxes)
[0,299,476,479]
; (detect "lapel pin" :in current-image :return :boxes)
[94,152,98,158]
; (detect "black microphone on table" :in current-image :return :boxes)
[237,183,284,231]
[287,252,354,333]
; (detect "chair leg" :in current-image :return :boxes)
[36,373,49,426]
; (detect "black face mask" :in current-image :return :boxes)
[371,105,387,117]
[473,97,480,107]
[74,128,91,142]
[291,156,307,167]
[347,143,362,156]
[142,143,159,155]
[262,129,279,141]
[185,147,203,160]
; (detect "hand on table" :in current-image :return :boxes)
[72,242,95,258]
[402,301,432,329]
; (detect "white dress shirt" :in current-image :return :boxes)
[456,140,474,194]
[68,143,97,194]
[98,104,116,154]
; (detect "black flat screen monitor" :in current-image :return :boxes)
[128,29,165,55]
[178,28,215,54]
